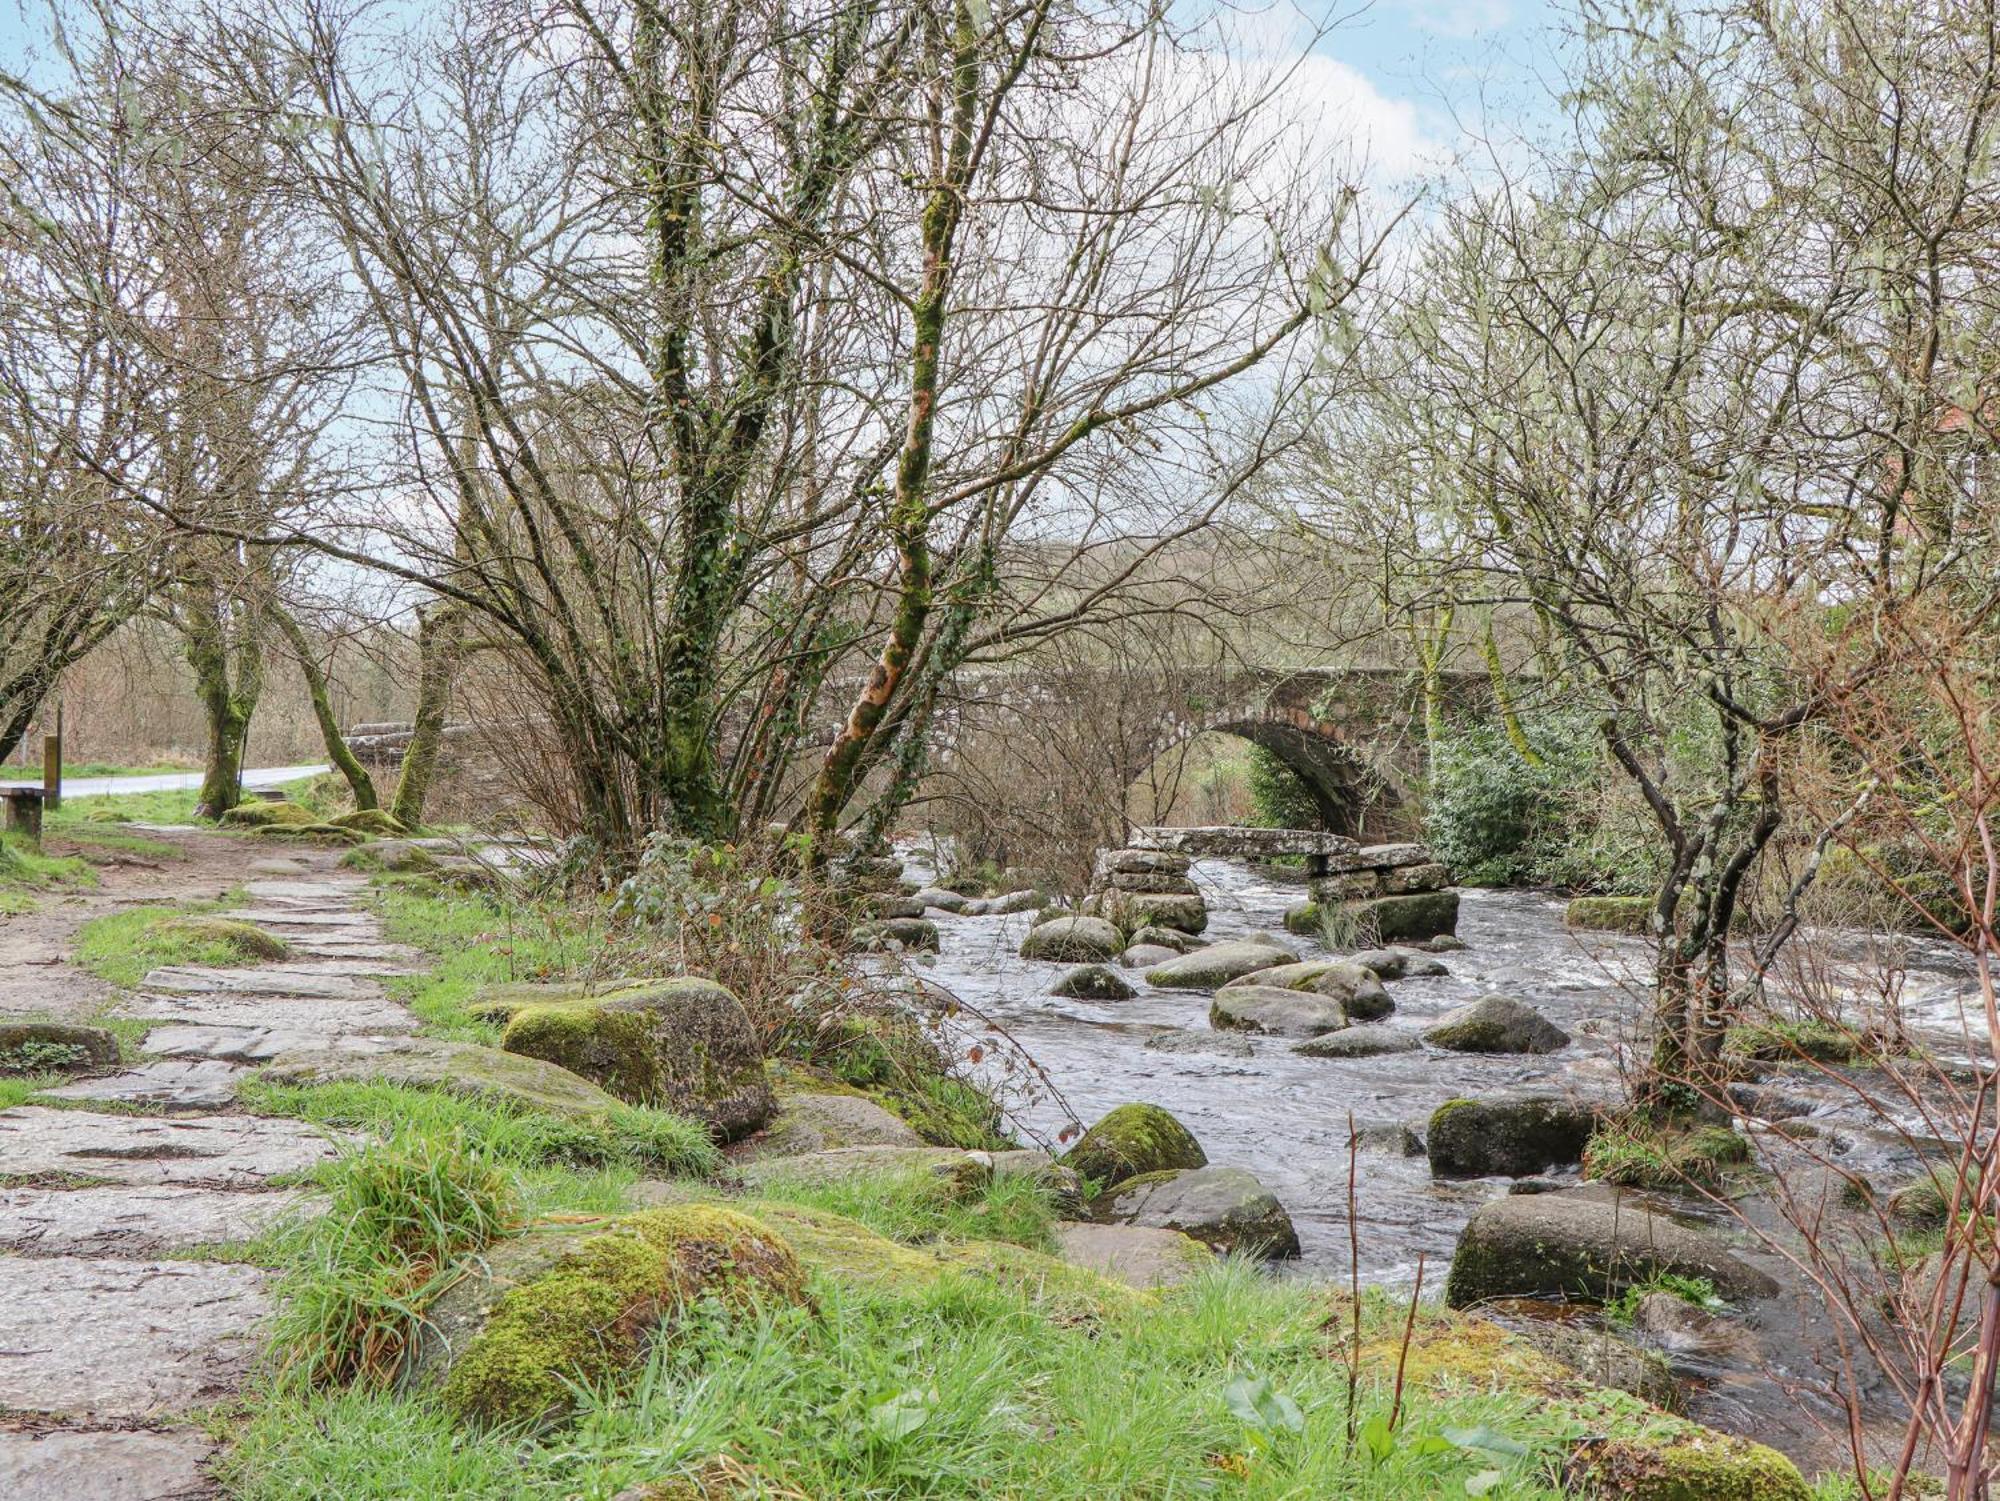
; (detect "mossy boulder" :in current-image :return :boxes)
[1292,1024,1421,1059]
[1565,895,1654,934]
[1443,1190,1779,1308]
[339,839,440,874]
[1886,1166,1972,1228]
[1722,1019,1867,1066]
[1128,924,1199,954]
[1018,915,1122,963]
[1424,995,1570,1054]
[1563,1404,1812,1500]
[328,808,409,836]
[1208,985,1348,1038]
[851,916,939,952]
[1345,890,1459,943]
[251,822,367,846]
[1282,900,1322,936]
[1142,936,1296,990]
[1062,1102,1206,1190]
[1428,1094,1600,1178]
[735,1091,924,1160]
[1049,964,1136,1001]
[219,800,315,829]
[425,1205,808,1429]
[1096,888,1208,936]
[157,915,291,962]
[500,978,775,1142]
[1091,1165,1300,1259]
[0,1021,119,1076]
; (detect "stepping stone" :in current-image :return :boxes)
[0,1184,307,1256]
[143,1025,326,1064]
[223,909,374,929]
[0,1107,337,1188]
[37,1060,244,1110]
[243,879,367,902]
[116,993,416,1035]
[283,938,417,962]
[0,1426,219,1501]
[0,1254,269,1418]
[140,966,394,998]
[248,857,309,874]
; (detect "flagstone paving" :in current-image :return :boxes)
[0,842,419,1497]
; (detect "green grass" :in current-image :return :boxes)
[42,774,331,833]
[0,832,95,898]
[371,881,604,1041]
[1582,1120,1751,1191]
[745,1162,1061,1253]
[221,1260,1578,1501]
[1604,1273,1722,1326]
[72,900,253,987]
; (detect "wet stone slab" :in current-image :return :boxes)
[142,1024,328,1064]
[0,1184,306,1256]
[139,966,390,999]
[0,1426,218,1501]
[0,1255,270,1418]
[115,992,416,1036]
[0,1107,338,1188]
[38,1061,244,1110]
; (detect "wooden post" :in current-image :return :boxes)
[3,792,42,839]
[42,734,60,812]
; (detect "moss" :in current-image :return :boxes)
[1722,1020,1869,1066]
[441,1205,807,1429]
[1342,890,1459,943]
[253,822,368,846]
[1887,1166,1982,1229]
[157,916,291,962]
[1427,1095,1599,1178]
[1565,895,1653,934]
[220,801,317,828]
[1357,1313,1571,1394]
[1564,1418,1810,1499]
[1061,1103,1206,1191]
[340,841,439,875]
[1583,1121,1752,1191]
[329,808,409,836]
[1282,900,1322,936]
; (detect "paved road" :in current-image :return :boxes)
[0,765,328,800]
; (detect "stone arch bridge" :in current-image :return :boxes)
[927,665,1490,840]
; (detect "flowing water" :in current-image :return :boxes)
[909,853,1989,1470]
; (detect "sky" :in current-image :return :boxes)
[1,0,1566,178]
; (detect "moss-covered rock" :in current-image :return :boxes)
[1049,964,1136,1001]
[1282,900,1322,936]
[434,1205,808,1428]
[1565,895,1654,934]
[1444,1190,1779,1308]
[1722,1019,1868,1066]
[1343,890,1459,943]
[1208,985,1348,1038]
[328,808,410,836]
[1563,1408,1811,1500]
[734,1092,925,1160]
[1428,1094,1601,1178]
[1583,1121,1751,1190]
[339,839,440,874]
[1886,1165,1973,1228]
[259,1035,630,1119]
[1096,887,1208,936]
[1424,995,1570,1054]
[851,916,940,952]
[251,822,367,846]
[157,915,291,961]
[501,978,775,1142]
[0,1021,119,1076]
[219,800,315,828]
[1018,915,1122,963]
[1090,1165,1300,1259]
[1141,936,1296,990]
[1062,1102,1206,1189]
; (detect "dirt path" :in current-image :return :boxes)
[0,828,419,1499]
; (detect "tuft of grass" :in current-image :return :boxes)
[745,1162,1060,1253]
[1723,1018,1873,1067]
[0,832,94,895]
[241,1077,720,1181]
[1604,1273,1722,1326]
[1583,1119,1751,1191]
[264,1127,518,1389]
[71,899,255,988]
[371,881,601,1041]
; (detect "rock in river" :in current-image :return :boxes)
[1423,995,1570,1055]
[1143,936,1296,990]
[1092,1166,1300,1259]
[1443,1189,1778,1308]
[1209,985,1347,1039]
[1019,915,1123,964]
[1426,1094,1601,1178]
[1062,1103,1206,1190]
[1292,1024,1420,1059]
[1049,964,1136,1002]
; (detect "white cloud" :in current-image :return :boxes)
[1409,1,1515,39]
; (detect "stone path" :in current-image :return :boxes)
[0,850,417,1499]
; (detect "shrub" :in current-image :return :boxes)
[1245,745,1322,830]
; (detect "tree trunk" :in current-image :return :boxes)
[272,608,377,811]
[183,596,263,820]
[391,601,463,830]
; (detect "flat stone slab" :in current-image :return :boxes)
[222,909,375,929]
[242,879,368,902]
[280,938,418,963]
[0,1184,307,1256]
[115,993,417,1035]
[0,1255,269,1418]
[37,1061,244,1110]
[142,1025,329,1064]
[0,1107,337,1188]
[257,1035,627,1119]
[1129,825,1359,860]
[0,1426,218,1500]
[139,966,388,999]
[1054,1221,1212,1289]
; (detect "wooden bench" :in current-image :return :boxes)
[1,787,45,838]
